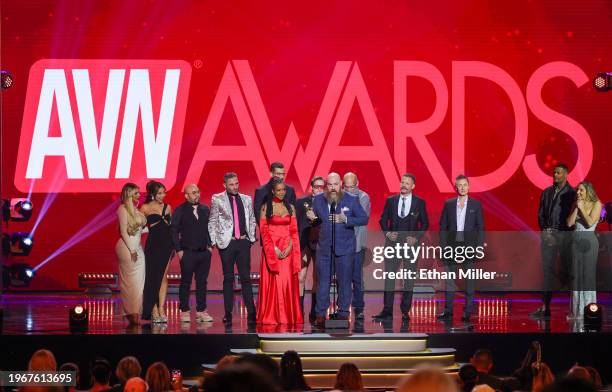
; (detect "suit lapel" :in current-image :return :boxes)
[408,196,417,216]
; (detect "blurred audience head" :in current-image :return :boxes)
[202,364,280,392]
[457,364,478,392]
[567,365,592,383]
[542,377,597,392]
[396,366,458,392]
[124,377,148,392]
[334,362,363,391]
[29,349,57,371]
[145,362,171,392]
[59,363,79,392]
[91,359,111,386]
[472,385,495,392]
[471,349,493,374]
[234,353,280,387]
[116,356,142,384]
[583,366,602,389]
[280,350,309,391]
[532,362,554,392]
[214,355,237,372]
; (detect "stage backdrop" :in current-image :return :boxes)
[1,0,611,290]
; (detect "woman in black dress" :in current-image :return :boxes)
[140,181,174,322]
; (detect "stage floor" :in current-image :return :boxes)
[1,292,610,335]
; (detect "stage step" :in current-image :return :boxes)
[212,333,460,389]
[231,347,456,370]
[258,332,428,353]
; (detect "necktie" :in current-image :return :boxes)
[232,195,241,239]
[400,197,406,218]
[192,204,199,220]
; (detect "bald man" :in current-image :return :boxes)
[343,172,371,321]
[307,173,369,326]
[170,184,213,323]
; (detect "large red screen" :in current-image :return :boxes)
[2,0,611,289]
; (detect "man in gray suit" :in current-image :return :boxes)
[209,172,257,324]
[344,172,371,321]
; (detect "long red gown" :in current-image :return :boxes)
[257,214,304,325]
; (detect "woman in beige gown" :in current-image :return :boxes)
[116,183,147,325]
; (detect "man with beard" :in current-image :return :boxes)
[374,173,429,322]
[296,176,326,322]
[343,172,371,321]
[530,163,576,318]
[254,162,297,224]
[306,173,368,326]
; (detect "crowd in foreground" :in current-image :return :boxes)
[5,343,610,392]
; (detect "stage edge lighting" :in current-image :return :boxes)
[584,303,602,331]
[69,305,89,331]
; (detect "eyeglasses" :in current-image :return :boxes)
[312,185,325,190]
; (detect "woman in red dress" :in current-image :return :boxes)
[257,178,304,325]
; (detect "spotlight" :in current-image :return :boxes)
[2,233,34,256]
[593,72,612,92]
[584,303,602,331]
[2,263,35,287]
[2,198,34,222]
[69,305,89,331]
[0,71,13,90]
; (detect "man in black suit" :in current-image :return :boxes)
[170,184,213,323]
[530,163,576,318]
[438,174,485,322]
[253,162,297,223]
[373,173,429,322]
[295,175,325,322]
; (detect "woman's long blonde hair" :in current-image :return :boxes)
[121,183,140,236]
[577,181,599,203]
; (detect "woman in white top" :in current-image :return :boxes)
[116,183,147,325]
[566,181,602,320]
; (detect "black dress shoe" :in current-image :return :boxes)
[437,311,453,320]
[222,313,232,324]
[372,310,393,320]
[354,309,364,320]
[401,312,410,322]
[529,307,551,319]
[314,316,325,327]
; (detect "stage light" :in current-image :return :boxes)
[2,233,34,256]
[69,305,89,331]
[584,303,602,331]
[1,70,13,90]
[2,198,34,222]
[2,263,35,287]
[593,72,612,92]
[78,272,118,294]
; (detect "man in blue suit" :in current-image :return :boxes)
[306,172,369,326]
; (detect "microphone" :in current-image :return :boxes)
[330,201,337,214]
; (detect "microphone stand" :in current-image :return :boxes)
[330,201,337,319]
[325,200,349,329]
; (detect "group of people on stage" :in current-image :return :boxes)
[115,161,603,326]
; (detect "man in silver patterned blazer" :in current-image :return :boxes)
[209,172,257,324]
